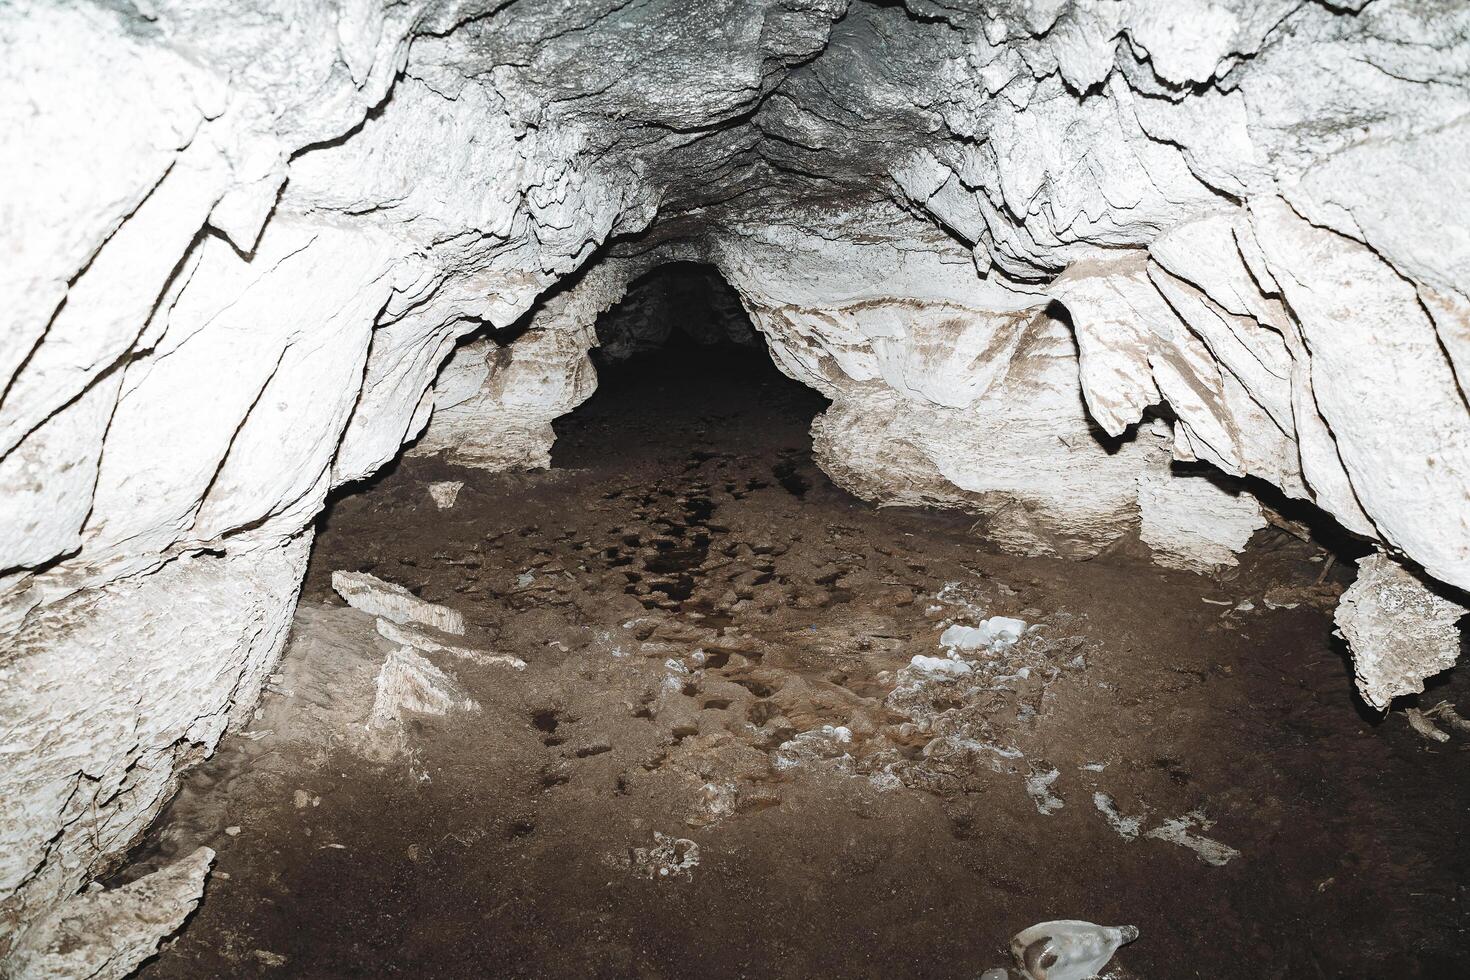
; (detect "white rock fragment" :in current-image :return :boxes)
[366,648,480,757]
[629,833,700,880]
[1405,708,1451,744]
[6,847,215,980]
[427,480,463,509]
[910,654,974,676]
[1010,920,1139,980]
[1335,553,1468,710]
[332,570,466,635]
[1092,792,1143,840]
[375,617,526,670]
[1024,768,1064,816]
[688,781,738,828]
[252,949,289,968]
[1145,811,1240,867]
[940,616,1027,651]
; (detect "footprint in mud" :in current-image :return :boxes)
[531,708,571,747]
[505,816,537,839]
[772,459,811,498]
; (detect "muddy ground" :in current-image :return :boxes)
[128,343,1470,979]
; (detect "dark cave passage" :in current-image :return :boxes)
[552,265,828,472]
[587,261,762,368]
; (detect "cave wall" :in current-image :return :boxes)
[3,0,1469,960]
[707,207,1266,566]
[409,209,1265,567]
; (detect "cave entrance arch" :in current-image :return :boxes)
[587,261,762,366]
[547,260,835,616]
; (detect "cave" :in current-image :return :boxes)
[4,2,1470,978]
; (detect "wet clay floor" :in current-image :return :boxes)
[130,345,1470,979]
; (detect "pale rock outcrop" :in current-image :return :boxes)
[883,0,1470,596]
[0,535,309,949]
[4,847,214,980]
[716,211,1266,565]
[410,257,652,471]
[365,648,480,760]
[1335,554,1470,711]
[411,328,602,471]
[331,570,466,636]
[409,246,767,472]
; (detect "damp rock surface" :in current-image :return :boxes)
[119,348,1470,980]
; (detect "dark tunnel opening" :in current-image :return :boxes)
[552,261,830,478]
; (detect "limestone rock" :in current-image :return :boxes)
[375,618,526,671]
[0,537,308,960]
[1336,553,1470,711]
[366,648,480,759]
[6,847,214,980]
[1137,468,1265,573]
[428,482,464,510]
[410,259,644,472]
[331,571,465,636]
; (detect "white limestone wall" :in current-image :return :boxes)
[711,210,1264,566]
[0,1,653,958]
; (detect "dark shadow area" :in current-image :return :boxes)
[590,261,762,368]
[551,262,830,475]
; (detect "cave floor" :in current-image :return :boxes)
[129,346,1469,979]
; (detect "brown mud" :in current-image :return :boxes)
[129,343,1470,979]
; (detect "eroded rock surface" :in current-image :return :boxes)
[5,848,214,980]
[1336,553,1470,711]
